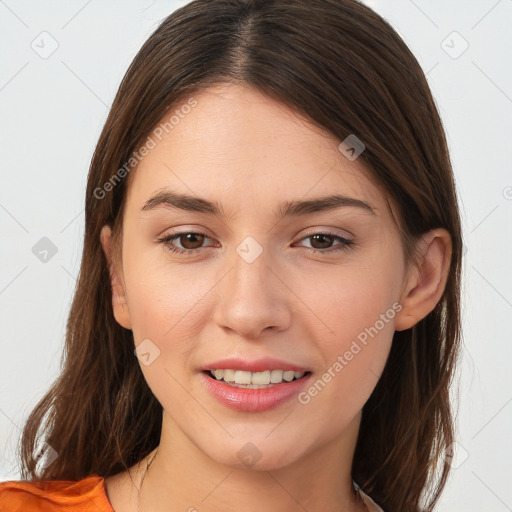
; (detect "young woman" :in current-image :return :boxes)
[0,0,462,511]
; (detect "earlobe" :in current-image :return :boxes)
[100,225,132,330]
[395,228,452,331]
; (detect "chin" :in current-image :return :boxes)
[202,436,307,472]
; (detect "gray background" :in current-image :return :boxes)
[1,1,511,510]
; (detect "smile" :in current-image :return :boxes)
[207,369,308,388]
[201,369,312,412]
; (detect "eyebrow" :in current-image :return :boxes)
[141,189,376,218]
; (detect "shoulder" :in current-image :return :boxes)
[0,474,114,512]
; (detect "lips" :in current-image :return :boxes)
[199,357,312,412]
[201,356,310,373]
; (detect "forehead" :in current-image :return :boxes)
[126,83,387,214]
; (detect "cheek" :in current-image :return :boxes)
[291,270,399,456]
[121,254,217,409]
[296,256,401,406]
[301,255,401,343]
[125,264,213,342]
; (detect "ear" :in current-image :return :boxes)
[395,228,452,331]
[100,225,132,330]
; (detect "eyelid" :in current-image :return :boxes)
[296,226,355,243]
[157,230,217,249]
[292,230,355,253]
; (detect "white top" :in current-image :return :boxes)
[353,481,385,512]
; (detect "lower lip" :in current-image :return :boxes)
[201,371,312,412]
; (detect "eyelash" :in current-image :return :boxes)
[157,230,355,256]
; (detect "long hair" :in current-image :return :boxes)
[18,1,463,510]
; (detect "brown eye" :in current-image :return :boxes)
[158,231,214,255]
[295,231,355,254]
[308,234,335,249]
[178,232,206,250]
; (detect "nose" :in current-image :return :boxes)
[212,244,292,340]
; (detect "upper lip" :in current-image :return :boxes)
[201,357,310,373]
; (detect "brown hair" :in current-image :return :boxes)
[18,1,462,511]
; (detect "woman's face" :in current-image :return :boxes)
[106,83,410,470]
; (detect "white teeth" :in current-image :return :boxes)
[251,370,271,385]
[283,371,295,382]
[234,370,252,385]
[223,369,235,382]
[270,369,284,383]
[209,368,306,386]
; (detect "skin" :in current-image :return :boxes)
[100,83,452,512]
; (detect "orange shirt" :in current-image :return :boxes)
[0,474,114,512]
[0,474,385,512]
